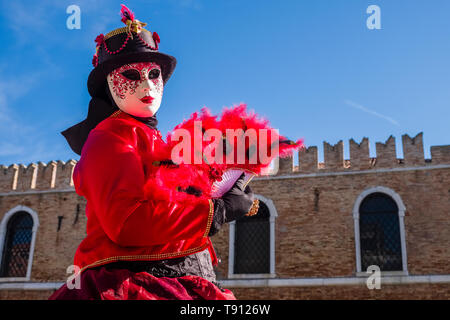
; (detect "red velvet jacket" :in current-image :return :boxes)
[73,109,216,273]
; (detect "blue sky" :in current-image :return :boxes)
[0,0,449,166]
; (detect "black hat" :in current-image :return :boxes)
[88,5,177,97]
[61,5,176,155]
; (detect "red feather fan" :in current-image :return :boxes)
[216,103,304,174]
[143,104,304,202]
[140,140,213,203]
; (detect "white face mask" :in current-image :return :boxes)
[106,62,163,117]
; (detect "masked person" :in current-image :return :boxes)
[50,5,258,300]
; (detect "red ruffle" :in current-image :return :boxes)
[165,103,305,175]
[142,104,305,202]
[49,267,236,300]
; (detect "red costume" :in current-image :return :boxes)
[52,110,235,300]
[72,110,217,272]
[53,4,240,300]
[53,4,302,301]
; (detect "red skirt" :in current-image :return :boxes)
[49,267,236,300]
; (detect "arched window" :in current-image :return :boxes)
[228,195,277,278]
[0,206,39,280]
[0,212,33,277]
[359,193,402,271]
[353,187,408,274]
[234,201,270,274]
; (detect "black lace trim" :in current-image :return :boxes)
[94,248,217,283]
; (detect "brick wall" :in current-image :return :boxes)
[1,133,449,299]
[229,283,450,300]
[211,167,450,280]
[0,290,54,300]
[0,192,86,282]
[1,283,449,300]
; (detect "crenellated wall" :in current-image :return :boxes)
[1,133,449,192]
[289,132,450,174]
[349,137,370,170]
[323,140,345,170]
[0,160,77,193]
[375,134,397,168]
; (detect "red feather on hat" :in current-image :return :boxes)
[120,4,135,24]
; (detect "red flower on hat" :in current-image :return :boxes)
[92,55,99,67]
[95,34,104,46]
[152,31,160,44]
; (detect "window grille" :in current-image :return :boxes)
[0,212,33,277]
[359,192,403,271]
[234,201,270,274]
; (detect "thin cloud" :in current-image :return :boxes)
[2,1,59,46]
[0,142,25,157]
[176,0,203,10]
[345,99,400,126]
[0,70,49,164]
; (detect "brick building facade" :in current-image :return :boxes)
[0,132,449,299]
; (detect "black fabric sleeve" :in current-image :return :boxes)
[208,198,226,237]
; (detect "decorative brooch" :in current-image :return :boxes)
[245,199,260,217]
